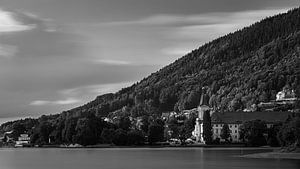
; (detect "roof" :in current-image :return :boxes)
[199,88,209,106]
[211,111,295,124]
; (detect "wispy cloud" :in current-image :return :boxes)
[60,81,134,97]
[103,8,290,27]
[30,98,81,106]
[161,47,191,56]
[159,8,290,57]
[0,9,35,33]
[30,81,134,107]
[94,59,131,65]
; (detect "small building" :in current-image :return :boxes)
[258,88,298,111]
[276,88,296,101]
[15,134,30,147]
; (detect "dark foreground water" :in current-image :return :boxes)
[0,148,299,169]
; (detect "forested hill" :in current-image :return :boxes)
[1,8,300,137]
[68,7,300,117]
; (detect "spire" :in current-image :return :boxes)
[199,87,209,106]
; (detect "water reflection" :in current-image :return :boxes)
[0,148,298,169]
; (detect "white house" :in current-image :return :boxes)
[276,88,297,101]
[15,134,30,147]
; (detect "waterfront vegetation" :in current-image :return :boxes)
[0,109,299,150]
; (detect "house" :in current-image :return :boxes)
[210,111,295,143]
[15,134,30,147]
[258,87,298,111]
[276,88,297,101]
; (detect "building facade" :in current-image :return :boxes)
[192,87,211,143]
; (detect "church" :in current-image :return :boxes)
[192,87,295,143]
[192,87,211,143]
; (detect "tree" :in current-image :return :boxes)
[220,124,231,142]
[277,115,300,147]
[127,130,145,145]
[118,116,131,131]
[73,118,98,146]
[239,120,267,146]
[166,117,180,138]
[140,116,150,134]
[178,115,197,144]
[112,129,128,146]
[101,128,115,144]
[62,118,78,144]
[31,121,53,145]
[202,110,213,144]
[12,123,26,140]
[185,90,200,110]
[148,123,164,144]
[267,123,281,147]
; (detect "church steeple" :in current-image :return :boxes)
[199,87,209,106]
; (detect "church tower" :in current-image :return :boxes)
[193,87,211,142]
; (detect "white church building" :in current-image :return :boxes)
[192,87,211,143]
[192,88,295,144]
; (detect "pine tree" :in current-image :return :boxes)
[220,123,231,142]
[203,110,212,144]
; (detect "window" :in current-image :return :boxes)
[235,125,237,128]
[216,129,218,134]
[235,130,237,133]
[216,124,218,127]
[229,125,232,128]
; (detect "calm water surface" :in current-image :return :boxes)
[0,148,299,169]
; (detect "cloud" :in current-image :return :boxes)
[159,8,291,57]
[0,9,64,60]
[30,98,81,106]
[103,8,290,28]
[30,81,134,107]
[94,59,131,65]
[60,81,134,97]
[161,47,191,56]
[0,9,35,33]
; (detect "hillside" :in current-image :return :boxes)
[1,7,300,145]
[69,7,300,118]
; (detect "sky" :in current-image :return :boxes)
[0,0,299,124]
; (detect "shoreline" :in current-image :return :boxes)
[1,144,277,149]
[241,151,300,160]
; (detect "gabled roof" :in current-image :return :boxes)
[211,111,295,124]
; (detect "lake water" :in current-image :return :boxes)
[0,148,299,169]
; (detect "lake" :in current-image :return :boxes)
[0,148,299,169]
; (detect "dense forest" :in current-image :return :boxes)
[1,7,300,146]
[71,7,300,116]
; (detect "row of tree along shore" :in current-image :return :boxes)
[0,108,299,149]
